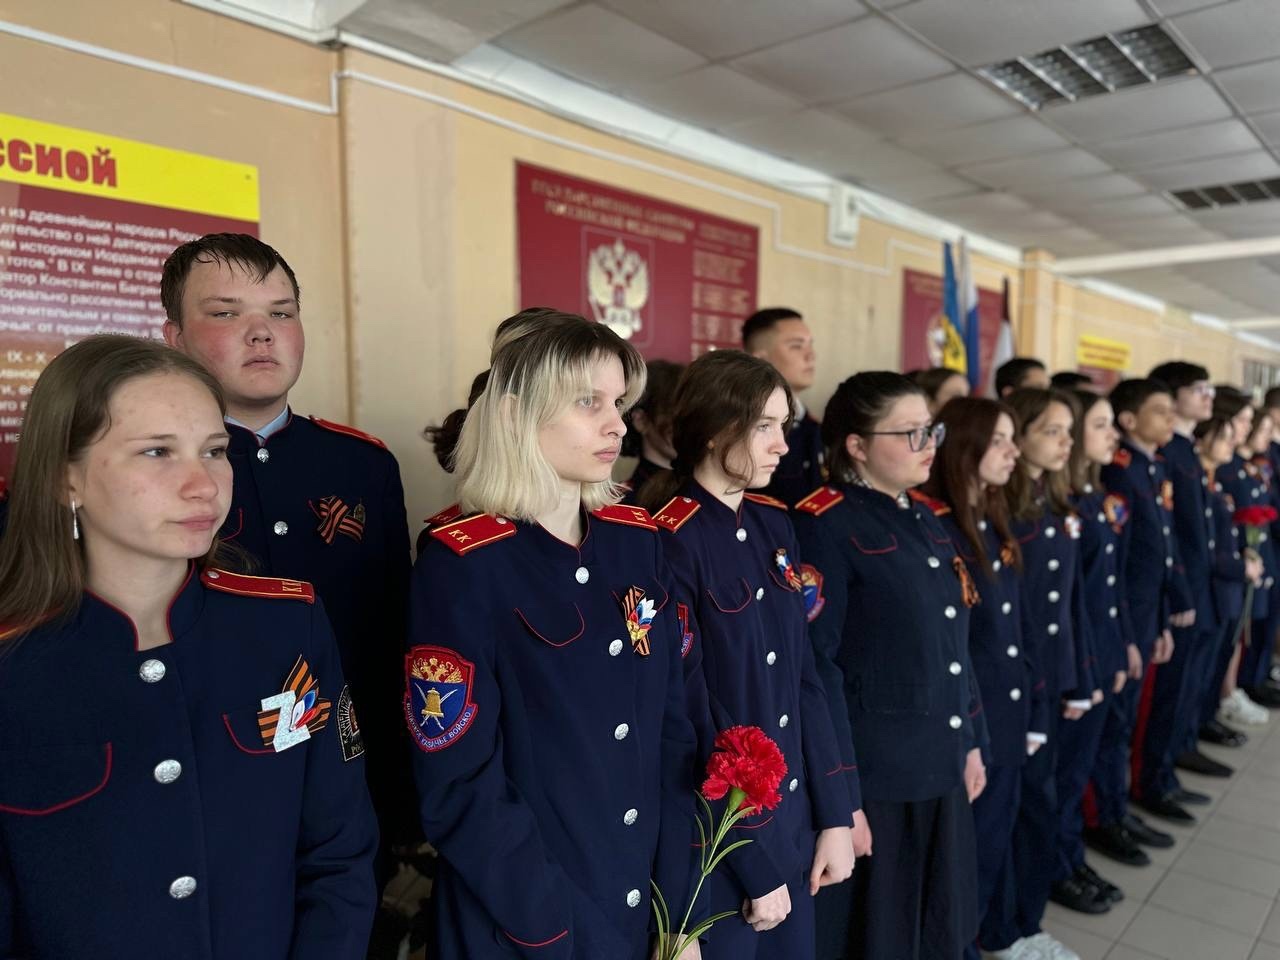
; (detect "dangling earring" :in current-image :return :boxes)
[71,497,80,541]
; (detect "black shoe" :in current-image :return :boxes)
[1244,685,1280,707]
[1173,787,1212,805]
[1084,823,1151,866]
[1200,720,1248,747]
[1050,874,1111,914]
[1077,862,1124,904]
[1137,794,1196,824]
[1124,813,1176,849]
[1176,749,1234,778]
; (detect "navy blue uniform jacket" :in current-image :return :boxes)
[406,505,698,960]
[1074,487,1134,684]
[1159,433,1214,628]
[0,566,378,958]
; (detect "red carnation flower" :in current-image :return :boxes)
[701,725,787,814]
[1234,505,1279,527]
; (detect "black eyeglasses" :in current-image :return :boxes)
[863,422,946,452]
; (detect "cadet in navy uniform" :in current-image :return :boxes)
[1052,391,1138,914]
[744,308,823,505]
[406,312,700,960]
[1241,409,1280,701]
[636,351,857,958]
[1099,380,1189,825]
[918,396,1031,960]
[0,336,376,958]
[160,234,413,859]
[1148,363,1233,782]
[793,372,987,960]
[914,367,971,417]
[621,358,683,501]
[987,389,1097,960]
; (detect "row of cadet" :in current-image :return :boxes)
[0,233,1276,960]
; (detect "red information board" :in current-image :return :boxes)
[901,267,1004,381]
[516,162,758,360]
[0,113,259,487]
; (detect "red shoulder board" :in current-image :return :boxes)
[425,503,464,527]
[430,513,516,555]
[795,486,844,516]
[308,416,388,450]
[202,568,315,603]
[1111,448,1132,468]
[654,496,700,532]
[743,492,788,511]
[908,490,951,516]
[592,504,657,531]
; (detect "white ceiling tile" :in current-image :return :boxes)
[923,191,1037,222]
[721,109,883,164]
[860,170,985,202]
[731,16,952,103]
[1171,0,1280,69]
[1044,78,1231,143]
[1071,194,1181,223]
[1133,150,1280,190]
[599,0,866,59]
[1017,172,1148,204]
[834,72,1021,138]
[1151,0,1235,12]
[497,4,704,90]
[1216,59,1280,114]
[342,0,575,60]
[897,114,1070,166]
[957,148,1112,189]
[1035,227,1122,257]
[627,65,804,128]
[890,0,1148,67]
[831,141,945,181]
[1098,214,1224,244]
[1090,119,1262,170]
[1256,110,1280,145]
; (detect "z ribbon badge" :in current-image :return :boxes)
[258,656,331,752]
[310,496,366,544]
[405,646,478,753]
[774,548,803,591]
[622,586,656,657]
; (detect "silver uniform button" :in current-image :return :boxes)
[928,556,941,569]
[1165,557,1174,567]
[736,528,747,542]
[1001,601,1012,615]
[1105,543,1115,554]
[1007,645,1018,658]
[1048,590,1060,602]
[789,778,799,792]
[153,760,182,784]
[949,661,962,676]
[779,714,789,728]
[256,447,269,463]
[139,659,166,683]
[1240,469,1247,479]
[1149,465,1157,476]
[1048,559,1060,571]
[1163,526,1170,536]
[1097,513,1106,523]
[1109,606,1118,618]
[766,651,777,665]
[755,587,765,601]
[1205,508,1213,518]
[169,876,197,899]
[1253,489,1261,498]
[1208,539,1215,549]
[978,520,988,531]
[1263,533,1270,543]
[272,521,288,536]
[1045,526,1056,538]
[1269,577,1276,589]
[626,889,641,908]
[614,724,629,741]
[1010,688,1022,701]
[575,566,590,584]
[944,605,957,619]
[1048,623,1060,636]
[609,639,623,657]
[623,808,638,826]
[206,570,220,579]
[993,560,1002,572]
[1107,575,1116,586]
[949,715,962,730]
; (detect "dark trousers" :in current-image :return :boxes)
[970,764,1021,959]
[1201,618,1241,729]
[1013,720,1060,942]
[1054,699,1108,881]
[705,866,815,960]
[1240,602,1278,690]
[817,787,977,960]
[1134,624,1210,802]
[1091,675,1141,826]
[1174,626,1222,757]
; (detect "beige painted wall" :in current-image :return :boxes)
[6,0,1280,534]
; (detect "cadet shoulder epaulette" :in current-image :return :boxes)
[425,503,464,527]
[592,503,657,531]
[743,492,788,511]
[653,496,700,532]
[907,489,951,517]
[202,568,315,603]
[1111,448,1132,468]
[430,513,516,556]
[795,486,844,516]
[308,415,388,451]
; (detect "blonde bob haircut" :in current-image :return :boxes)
[453,311,647,519]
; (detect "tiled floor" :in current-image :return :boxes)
[1042,715,1280,960]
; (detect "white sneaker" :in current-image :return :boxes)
[1024,932,1081,960]
[1220,688,1270,726]
[985,936,1053,959]
[1238,688,1272,721]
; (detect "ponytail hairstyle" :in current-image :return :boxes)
[424,369,489,472]
[621,359,684,459]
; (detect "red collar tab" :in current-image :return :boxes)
[907,490,951,516]
[430,513,517,556]
[1111,448,1132,468]
[743,492,788,511]
[592,504,657,531]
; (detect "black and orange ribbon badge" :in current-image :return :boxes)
[953,556,980,609]
[310,496,366,544]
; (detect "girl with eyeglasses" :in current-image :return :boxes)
[917,396,1033,960]
[793,372,986,960]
